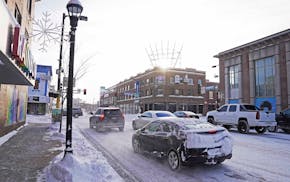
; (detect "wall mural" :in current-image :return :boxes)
[0,84,28,127]
[255,97,276,113]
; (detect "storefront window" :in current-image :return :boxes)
[255,57,275,97]
[228,64,240,98]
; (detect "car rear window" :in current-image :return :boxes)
[241,105,259,111]
[104,109,122,116]
[156,112,174,117]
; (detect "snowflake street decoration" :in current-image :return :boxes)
[31,11,62,52]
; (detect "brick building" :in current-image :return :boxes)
[215,29,290,113]
[100,67,219,115]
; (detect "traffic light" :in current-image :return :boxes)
[83,89,87,95]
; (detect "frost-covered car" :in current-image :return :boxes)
[132,110,176,130]
[132,118,233,170]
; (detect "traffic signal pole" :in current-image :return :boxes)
[56,13,66,109]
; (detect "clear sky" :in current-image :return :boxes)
[31,0,290,103]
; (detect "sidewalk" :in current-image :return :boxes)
[0,122,62,182]
[0,114,124,182]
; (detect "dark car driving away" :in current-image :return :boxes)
[132,118,233,170]
[62,107,83,118]
[89,107,125,131]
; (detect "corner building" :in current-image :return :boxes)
[100,67,208,115]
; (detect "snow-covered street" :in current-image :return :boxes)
[1,114,290,181]
[73,114,290,182]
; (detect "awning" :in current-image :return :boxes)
[0,50,33,86]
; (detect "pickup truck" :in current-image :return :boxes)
[206,103,276,134]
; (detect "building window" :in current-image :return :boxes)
[187,88,193,96]
[14,5,22,25]
[146,89,150,96]
[229,65,239,89]
[187,78,193,85]
[228,64,240,98]
[197,79,202,95]
[155,75,165,84]
[27,0,32,15]
[209,91,214,99]
[146,78,150,84]
[174,89,179,95]
[198,105,203,114]
[157,89,163,95]
[255,57,275,97]
[170,77,174,84]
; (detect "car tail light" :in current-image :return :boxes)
[208,130,217,134]
[256,111,260,120]
[122,113,125,119]
[99,114,105,121]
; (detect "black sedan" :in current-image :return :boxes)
[132,118,233,170]
[269,108,290,133]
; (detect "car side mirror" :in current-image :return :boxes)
[90,112,94,115]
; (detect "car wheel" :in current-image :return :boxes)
[217,158,226,164]
[207,117,215,124]
[255,126,267,134]
[119,127,124,132]
[238,120,249,134]
[168,150,181,171]
[132,137,141,153]
[268,126,277,132]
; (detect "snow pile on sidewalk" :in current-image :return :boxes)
[23,114,123,182]
[44,124,123,182]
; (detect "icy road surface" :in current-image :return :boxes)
[74,115,290,182]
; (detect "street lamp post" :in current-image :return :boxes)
[65,0,85,155]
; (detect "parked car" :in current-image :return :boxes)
[89,107,125,131]
[62,107,83,118]
[206,103,276,134]
[132,110,176,130]
[173,111,200,119]
[132,118,233,170]
[268,107,290,133]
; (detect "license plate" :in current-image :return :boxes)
[208,148,221,156]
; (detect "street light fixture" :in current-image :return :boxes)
[65,0,86,155]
